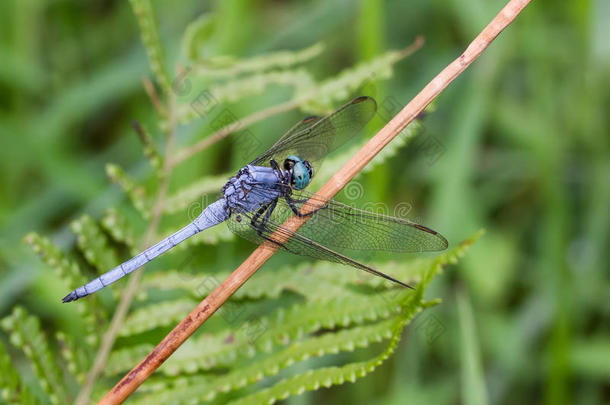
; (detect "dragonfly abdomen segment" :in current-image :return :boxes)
[62,199,229,302]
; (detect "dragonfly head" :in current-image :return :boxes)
[284,155,313,190]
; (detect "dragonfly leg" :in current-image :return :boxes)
[261,199,278,227]
[250,201,278,240]
[285,195,326,217]
[290,197,318,203]
[250,199,297,252]
[250,204,268,231]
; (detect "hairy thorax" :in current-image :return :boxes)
[223,165,284,213]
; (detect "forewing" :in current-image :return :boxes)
[275,115,321,144]
[225,181,445,287]
[250,96,376,168]
[226,201,412,287]
[230,182,447,253]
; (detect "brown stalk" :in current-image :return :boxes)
[99,0,531,403]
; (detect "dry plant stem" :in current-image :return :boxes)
[100,1,531,403]
[398,35,424,58]
[169,38,424,169]
[74,94,178,405]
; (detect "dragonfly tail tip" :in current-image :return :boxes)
[62,292,78,303]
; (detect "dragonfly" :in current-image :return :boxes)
[62,96,448,303]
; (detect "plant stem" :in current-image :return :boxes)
[74,93,178,405]
[98,1,531,403]
[141,77,167,117]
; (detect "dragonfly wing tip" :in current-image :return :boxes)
[395,278,415,290]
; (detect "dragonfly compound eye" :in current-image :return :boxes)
[292,161,311,190]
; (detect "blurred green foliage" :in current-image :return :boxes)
[0,0,608,404]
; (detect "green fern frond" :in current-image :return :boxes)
[297,47,416,113]
[133,122,163,175]
[227,281,425,405]
[436,229,485,273]
[106,163,152,219]
[133,316,409,404]
[106,344,154,376]
[56,331,88,384]
[227,325,405,405]
[211,69,314,105]
[108,329,242,377]
[129,0,171,94]
[192,41,325,78]
[175,69,314,125]
[118,298,199,337]
[163,174,227,215]
[1,307,68,405]
[140,262,350,301]
[23,232,85,287]
[175,43,415,133]
[22,233,102,346]
[181,11,324,74]
[236,259,424,299]
[111,289,406,376]
[140,258,418,309]
[181,12,216,63]
[141,252,436,303]
[0,339,36,405]
[253,290,404,347]
[143,291,421,405]
[118,234,479,385]
[101,208,137,250]
[71,214,119,273]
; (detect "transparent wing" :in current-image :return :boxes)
[226,205,413,288]
[226,183,447,286]
[275,115,321,144]
[285,189,448,253]
[250,96,376,169]
[232,184,447,253]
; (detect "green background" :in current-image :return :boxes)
[0,0,608,404]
